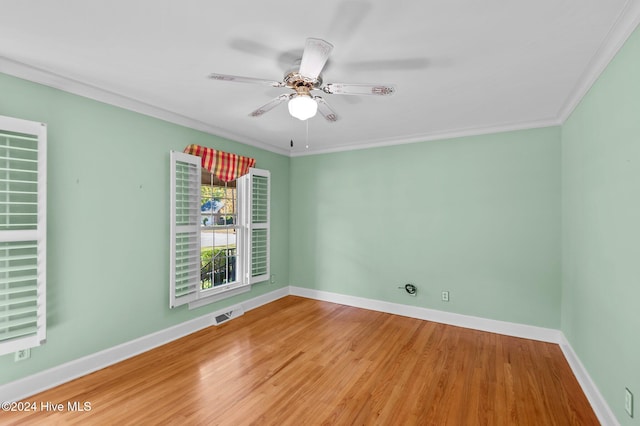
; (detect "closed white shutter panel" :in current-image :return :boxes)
[244,168,270,284]
[169,151,200,308]
[0,115,46,356]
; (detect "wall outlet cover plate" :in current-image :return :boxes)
[15,348,31,362]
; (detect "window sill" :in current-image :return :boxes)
[188,284,251,310]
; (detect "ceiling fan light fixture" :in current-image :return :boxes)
[288,95,318,120]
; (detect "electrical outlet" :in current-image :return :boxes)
[625,388,634,417]
[441,291,449,302]
[15,348,30,362]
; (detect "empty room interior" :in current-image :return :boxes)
[1,1,639,425]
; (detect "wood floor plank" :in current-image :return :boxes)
[1,296,599,425]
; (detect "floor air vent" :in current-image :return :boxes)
[213,305,245,326]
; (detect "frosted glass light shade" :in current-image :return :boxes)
[288,95,318,120]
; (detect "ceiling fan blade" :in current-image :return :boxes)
[323,83,396,96]
[228,39,302,70]
[249,94,292,117]
[298,38,333,80]
[209,73,285,88]
[313,96,339,122]
[326,1,372,46]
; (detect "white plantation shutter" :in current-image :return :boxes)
[241,168,270,284]
[169,151,200,308]
[0,115,46,357]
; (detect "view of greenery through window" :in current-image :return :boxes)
[200,180,237,290]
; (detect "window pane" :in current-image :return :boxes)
[200,177,237,290]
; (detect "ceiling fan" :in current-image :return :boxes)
[209,38,396,122]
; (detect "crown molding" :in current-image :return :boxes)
[556,0,640,123]
[290,117,561,157]
[0,57,290,157]
[0,56,561,157]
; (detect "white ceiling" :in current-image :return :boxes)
[1,1,639,156]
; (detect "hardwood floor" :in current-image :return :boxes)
[2,296,598,425]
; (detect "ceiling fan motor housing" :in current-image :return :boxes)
[284,71,322,94]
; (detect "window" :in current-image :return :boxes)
[0,115,47,357]
[200,173,238,290]
[169,150,270,308]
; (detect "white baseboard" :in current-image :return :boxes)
[559,334,619,426]
[289,286,617,425]
[0,286,288,403]
[289,286,561,343]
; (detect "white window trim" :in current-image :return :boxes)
[169,152,270,309]
[0,115,47,356]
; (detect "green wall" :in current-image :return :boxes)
[562,25,640,424]
[0,73,290,384]
[290,127,561,328]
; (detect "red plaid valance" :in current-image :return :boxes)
[184,144,256,182]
